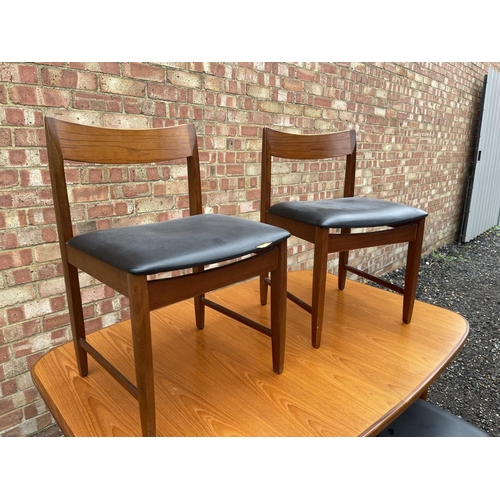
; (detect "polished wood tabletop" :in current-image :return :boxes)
[31,270,469,437]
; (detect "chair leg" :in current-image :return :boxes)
[128,274,156,437]
[270,242,287,374]
[338,228,351,290]
[193,267,205,329]
[194,295,205,329]
[311,228,330,349]
[260,273,269,306]
[338,251,349,290]
[402,217,426,324]
[65,263,88,377]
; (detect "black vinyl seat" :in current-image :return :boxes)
[377,398,490,437]
[69,214,289,275]
[269,197,426,229]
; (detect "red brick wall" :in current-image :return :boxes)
[1,62,498,436]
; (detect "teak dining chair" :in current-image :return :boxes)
[260,127,428,348]
[45,117,290,436]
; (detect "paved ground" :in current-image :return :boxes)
[379,226,500,436]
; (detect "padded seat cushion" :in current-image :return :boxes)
[268,197,427,228]
[68,214,290,275]
[377,398,490,437]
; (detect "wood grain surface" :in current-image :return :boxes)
[31,270,468,437]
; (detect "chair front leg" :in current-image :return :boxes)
[311,228,330,348]
[128,274,156,437]
[402,217,426,324]
[270,242,287,374]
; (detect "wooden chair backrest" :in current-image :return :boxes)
[45,117,202,244]
[261,127,357,217]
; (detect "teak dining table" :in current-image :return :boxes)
[31,270,469,437]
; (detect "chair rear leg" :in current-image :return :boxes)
[338,228,351,290]
[270,243,287,374]
[338,250,349,290]
[193,267,205,329]
[311,228,330,348]
[128,274,156,437]
[402,217,426,324]
[194,295,205,329]
[260,273,269,306]
[65,263,88,377]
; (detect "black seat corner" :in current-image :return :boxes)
[377,398,490,437]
